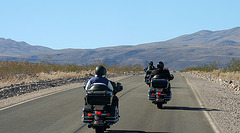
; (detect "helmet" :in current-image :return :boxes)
[149,61,153,66]
[157,61,164,69]
[95,65,107,76]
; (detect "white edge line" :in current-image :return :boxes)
[183,74,221,133]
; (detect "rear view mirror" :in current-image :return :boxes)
[116,82,123,92]
[83,82,88,90]
[170,74,174,80]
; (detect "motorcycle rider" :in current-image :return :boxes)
[149,61,173,99]
[144,61,156,84]
[85,65,119,107]
[149,61,172,79]
[144,61,156,71]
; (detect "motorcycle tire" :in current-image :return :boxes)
[95,127,104,133]
[157,103,163,109]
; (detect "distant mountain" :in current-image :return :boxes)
[0,27,240,70]
[0,38,53,56]
[137,27,240,47]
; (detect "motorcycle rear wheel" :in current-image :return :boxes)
[157,103,163,109]
[95,127,104,133]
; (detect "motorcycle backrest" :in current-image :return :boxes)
[153,74,168,79]
[88,84,112,92]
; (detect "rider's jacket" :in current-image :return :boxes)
[150,68,171,80]
[145,65,156,71]
[85,75,114,91]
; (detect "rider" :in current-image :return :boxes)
[85,65,119,107]
[149,61,172,79]
[144,61,156,71]
[144,61,156,84]
[85,65,114,91]
[149,61,173,99]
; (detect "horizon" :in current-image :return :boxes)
[1,26,239,50]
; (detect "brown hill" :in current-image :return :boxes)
[0,27,240,70]
[0,38,53,56]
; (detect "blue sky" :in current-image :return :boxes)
[0,0,239,49]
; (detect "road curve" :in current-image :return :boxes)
[0,73,216,133]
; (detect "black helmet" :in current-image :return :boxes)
[157,61,164,69]
[149,61,153,66]
[95,65,107,76]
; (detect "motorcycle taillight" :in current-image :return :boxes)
[97,111,102,115]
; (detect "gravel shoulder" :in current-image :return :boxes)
[0,75,129,109]
[182,72,239,133]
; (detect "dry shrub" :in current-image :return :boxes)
[219,71,240,80]
[0,60,143,88]
[192,70,240,80]
[0,71,94,88]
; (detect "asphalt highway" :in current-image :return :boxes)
[0,73,216,133]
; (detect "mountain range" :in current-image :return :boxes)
[1,27,240,70]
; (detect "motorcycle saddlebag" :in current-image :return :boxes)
[151,79,169,88]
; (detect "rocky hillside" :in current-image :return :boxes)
[0,38,53,56]
[0,27,240,70]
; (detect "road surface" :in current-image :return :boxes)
[0,72,216,133]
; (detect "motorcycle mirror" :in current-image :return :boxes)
[170,74,174,80]
[83,81,88,90]
[117,82,123,92]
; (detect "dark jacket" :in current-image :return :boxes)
[150,68,172,80]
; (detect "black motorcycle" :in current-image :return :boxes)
[144,70,153,85]
[148,74,174,109]
[82,82,123,133]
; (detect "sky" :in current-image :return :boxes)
[0,0,240,49]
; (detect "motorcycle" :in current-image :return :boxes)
[82,81,123,133]
[144,70,153,85]
[148,74,174,109]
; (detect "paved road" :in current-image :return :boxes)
[0,73,216,133]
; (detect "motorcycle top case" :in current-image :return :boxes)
[150,79,169,88]
[86,84,113,105]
